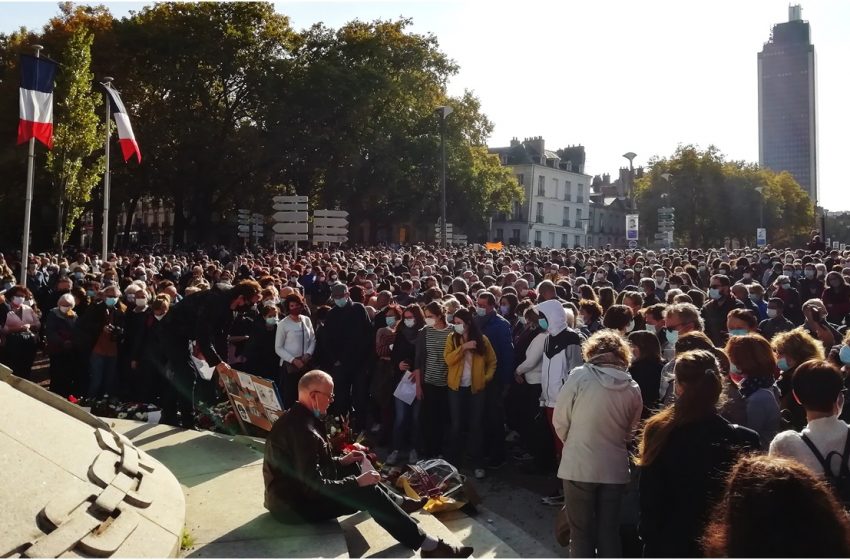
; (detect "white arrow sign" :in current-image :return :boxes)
[313,209,349,218]
[314,217,349,228]
[237,225,250,232]
[273,195,308,204]
[274,233,309,242]
[273,203,308,212]
[313,234,348,243]
[273,211,309,222]
[273,222,309,234]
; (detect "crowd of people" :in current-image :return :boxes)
[3,237,850,557]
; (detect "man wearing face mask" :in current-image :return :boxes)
[76,285,126,398]
[159,279,262,428]
[262,370,472,557]
[700,275,745,346]
[319,283,373,425]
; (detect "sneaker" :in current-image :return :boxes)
[421,539,474,558]
[386,450,400,465]
[474,468,486,480]
[400,496,429,514]
[541,491,565,507]
[408,449,419,464]
[486,459,505,470]
[512,451,534,461]
[505,430,520,443]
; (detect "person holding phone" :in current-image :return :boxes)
[802,298,842,351]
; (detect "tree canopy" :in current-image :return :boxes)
[634,145,815,248]
[0,2,521,249]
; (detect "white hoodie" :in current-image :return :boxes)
[553,359,642,484]
[537,299,585,408]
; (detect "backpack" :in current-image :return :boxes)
[801,427,850,509]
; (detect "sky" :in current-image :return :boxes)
[2,0,849,210]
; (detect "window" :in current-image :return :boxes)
[561,233,568,248]
[552,178,559,199]
[538,175,546,196]
[549,232,555,247]
[576,208,582,222]
[562,207,570,227]
[512,200,522,219]
[577,184,584,203]
[534,230,542,247]
[564,181,572,201]
[536,202,544,223]
[512,229,520,242]
[496,228,503,241]
[516,174,524,187]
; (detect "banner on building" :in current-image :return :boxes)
[626,215,639,241]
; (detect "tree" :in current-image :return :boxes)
[634,145,814,248]
[44,25,105,252]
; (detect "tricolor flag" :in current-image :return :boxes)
[18,54,58,148]
[101,83,141,163]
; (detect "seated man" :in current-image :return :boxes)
[263,370,473,558]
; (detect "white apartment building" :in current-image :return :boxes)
[489,137,591,248]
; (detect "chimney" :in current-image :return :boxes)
[789,4,802,21]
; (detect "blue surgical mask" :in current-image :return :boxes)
[105,297,118,307]
[729,363,741,374]
[312,397,322,419]
[729,329,748,337]
[265,317,278,326]
[86,289,96,298]
[538,318,549,331]
[749,293,762,303]
[805,269,815,279]
[666,328,679,345]
[334,298,348,308]
[645,324,656,335]
[476,307,487,317]
[709,288,722,300]
[499,305,510,315]
[385,316,397,328]
[777,357,790,372]
[404,318,415,328]
[840,345,850,366]
[446,313,454,323]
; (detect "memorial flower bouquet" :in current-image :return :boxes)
[194,401,240,434]
[326,414,380,468]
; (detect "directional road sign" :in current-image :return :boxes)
[313,234,348,244]
[658,220,675,227]
[273,222,309,234]
[273,195,308,204]
[272,211,308,222]
[658,207,675,213]
[654,233,669,240]
[274,233,309,242]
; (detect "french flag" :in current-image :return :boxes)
[102,83,141,163]
[17,54,58,148]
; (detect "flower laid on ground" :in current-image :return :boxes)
[69,396,159,423]
[194,401,240,434]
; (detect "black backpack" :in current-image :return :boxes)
[801,427,850,509]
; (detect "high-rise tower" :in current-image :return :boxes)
[758,4,818,203]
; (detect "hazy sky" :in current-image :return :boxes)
[3,0,849,210]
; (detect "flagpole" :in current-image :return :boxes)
[101,77,113,262]
[21,44,43,286]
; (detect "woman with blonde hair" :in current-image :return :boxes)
[637,350,759,558]
[771,328,825,431]
[553,330,642,558]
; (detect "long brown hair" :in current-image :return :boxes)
[636,350,722,467]
[702,455,850,558]
[451,308,485,355]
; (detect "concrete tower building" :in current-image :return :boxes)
[758,4,818,203]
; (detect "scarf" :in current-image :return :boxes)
[740,375,776,399]
[399,325,419,345]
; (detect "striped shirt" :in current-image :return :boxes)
[415,325,453,387]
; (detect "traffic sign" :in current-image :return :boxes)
[628,240,638,249]
[658,226,675,232]
[756,228,767,247]
[273,195,308,204]
[313,217,348,228]
[252,225,264,233]
[658,220,675,227]
[658,207,674,213]
[272,211,308,222]
[237,232,250,238]
[273,222,309,234]
[237,225,250,232]
[313,234,348,243]
[274,233,309,242]
[313,209,348,218]
[654,233,668,240]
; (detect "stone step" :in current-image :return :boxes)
[109,419,349,558]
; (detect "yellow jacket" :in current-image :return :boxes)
[444,333,497,393]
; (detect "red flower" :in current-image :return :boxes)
[68,395,79,404]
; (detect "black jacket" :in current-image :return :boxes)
[701,297,745,346]
[639,414,760,557]
[263,403,357,518]
[160,288,234,366]
[320,301,372,368]
[629,357,663,416]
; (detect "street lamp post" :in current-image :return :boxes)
[435,106,453,248]
[660,172,673,250]
[755,186,765,228]
[21,44,44,286]
[623,152,636,210]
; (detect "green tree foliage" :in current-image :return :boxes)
[634,145,814,247]
[0,3,522,248]
[45,26,105,251]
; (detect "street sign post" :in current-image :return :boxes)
[272,196,309,253]
[313,209,349,246]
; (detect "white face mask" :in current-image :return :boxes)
[136,298,147,307]
[453,323,465,334]
[404,318,416,328]
[424,317,436,327]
